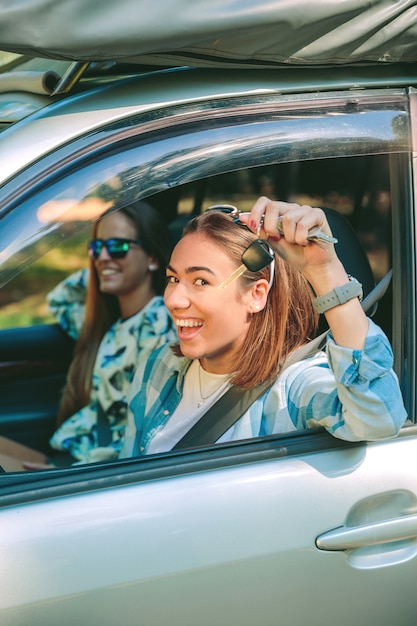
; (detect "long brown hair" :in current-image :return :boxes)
[56,200,172,425]
[179,211,318,388]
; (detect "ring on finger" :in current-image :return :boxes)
[256,214,265,237]
[276,216,284,235]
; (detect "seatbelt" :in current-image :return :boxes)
[173,270,392,450]
[172,379,272,450]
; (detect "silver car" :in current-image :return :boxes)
[0,53,416,625]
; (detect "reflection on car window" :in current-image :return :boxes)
[0,155,392,330]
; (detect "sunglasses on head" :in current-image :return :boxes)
[206,204,248,226]
[206,204,275,290]
[88,238,142,260]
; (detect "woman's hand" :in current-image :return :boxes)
[240,196,369,350]
[239,196,340,279]
[22,460,56,471]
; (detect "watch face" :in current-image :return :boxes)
[348,275,364,301]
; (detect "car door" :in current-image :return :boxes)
[1,433,417,626]
[0,73,415,625]
[0,324,74,451]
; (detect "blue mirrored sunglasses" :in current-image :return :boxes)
[88,238,142,259]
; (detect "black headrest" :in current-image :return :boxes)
[323,207,375,299]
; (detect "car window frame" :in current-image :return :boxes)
[0,88,410,279]
[0,85,413,491]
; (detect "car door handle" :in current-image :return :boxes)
[316,514,417,551]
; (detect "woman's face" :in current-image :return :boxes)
[164,232,254,373]
[94,211,155,299]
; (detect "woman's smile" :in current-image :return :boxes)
[175,317,204,341]
[99,266,121,278]
[175,317,204,328]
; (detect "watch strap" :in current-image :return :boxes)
[313,279,363,314]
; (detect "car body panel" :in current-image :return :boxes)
[1,432,417,626]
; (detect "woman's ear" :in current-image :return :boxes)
[148,256,159,272]
[249,279,269,313]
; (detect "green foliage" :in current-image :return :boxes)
[0,232,89,328]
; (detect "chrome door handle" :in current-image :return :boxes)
[316,514,417,551]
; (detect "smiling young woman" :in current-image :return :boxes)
[120,196,407,457]
[0,200,177,471]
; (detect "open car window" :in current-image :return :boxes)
[0,85,413,485]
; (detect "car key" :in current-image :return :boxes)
[257,215,338,244]
[276,216,338,244]
[218,239,274,290]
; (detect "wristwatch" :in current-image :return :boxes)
[312,275,363,314]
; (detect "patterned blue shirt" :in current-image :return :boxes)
[47,269,177,463]
[121,319,407,457]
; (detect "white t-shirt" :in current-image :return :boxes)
[146,359,231,454]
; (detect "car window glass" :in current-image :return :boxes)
[0,155,392,331]
[0,89,411,473]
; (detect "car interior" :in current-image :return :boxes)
[0,152,395,471]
